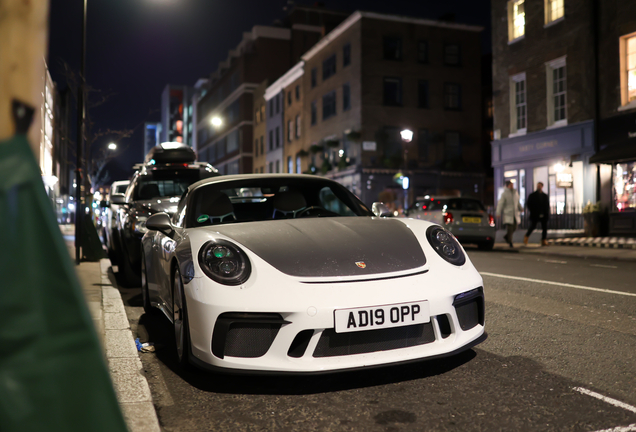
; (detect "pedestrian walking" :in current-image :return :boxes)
[496,180,523,247]
[524,182,550,246]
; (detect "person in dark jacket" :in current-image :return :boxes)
[524,182,550,246]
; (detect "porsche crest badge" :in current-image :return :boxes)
[355,261,366,269]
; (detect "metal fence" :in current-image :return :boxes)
[487,204,584,231]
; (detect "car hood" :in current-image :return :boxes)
[134,198,179,216]
[210,217,426,277]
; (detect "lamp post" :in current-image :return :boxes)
[74,0,88,265]
[400,129,413,212]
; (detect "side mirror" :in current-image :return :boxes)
[110,193,126,205]
[146,212,173,233]
[372,202,393,218]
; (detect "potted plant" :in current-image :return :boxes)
[583,201,601,237]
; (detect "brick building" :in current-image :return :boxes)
[491,0,636,234]
[193,6,349,175]
[296,11,485,207]
[253,80,268,174]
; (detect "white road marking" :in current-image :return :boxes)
[590,264,618,269]
[591,424,636,432]
[543,259,567,264]
[480,272,636,297]
[573,387,636,414]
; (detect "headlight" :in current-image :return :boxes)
[426,225,466,266]
[198,240,251,285]
[132,216,148,235]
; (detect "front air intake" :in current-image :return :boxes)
[212,313,288,359]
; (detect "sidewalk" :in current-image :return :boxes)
[60,225,161,432]
[493,228,636,261]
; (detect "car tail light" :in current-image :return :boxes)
[488,214,495,227]
[443,211,454,225]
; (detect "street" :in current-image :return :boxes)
[114,249,636,432]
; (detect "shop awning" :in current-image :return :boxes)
[589,143,636,164]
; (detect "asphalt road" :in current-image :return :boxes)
[117,249,636,431]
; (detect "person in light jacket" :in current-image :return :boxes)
[496,180,524,247]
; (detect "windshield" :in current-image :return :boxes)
[134,170,205,200]
[186,177,372,227]
[114,184,129,194]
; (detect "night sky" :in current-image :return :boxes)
[47,0,490,184]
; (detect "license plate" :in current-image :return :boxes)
[334,301,430,334]
[462,217,482,223]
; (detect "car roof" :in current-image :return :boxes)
[187,173,342,193]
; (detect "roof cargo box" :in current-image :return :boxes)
[145,142,196,164]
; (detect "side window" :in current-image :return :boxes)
[319,187,356,216]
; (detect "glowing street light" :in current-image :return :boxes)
[400,129,414,143]
[108,142,117,150]
[210,116,222,127]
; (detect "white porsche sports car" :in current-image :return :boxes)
[141,174,486,373]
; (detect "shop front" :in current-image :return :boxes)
[491,120,596,218]
[590,111,636,235]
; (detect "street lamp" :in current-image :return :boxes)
[108,142,117,151]
[400,129,414,213]
[210,116,222,127]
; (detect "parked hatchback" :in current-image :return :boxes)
[406,197,496,250]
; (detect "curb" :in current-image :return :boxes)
[100,259,161,432]
[549,237,636,249]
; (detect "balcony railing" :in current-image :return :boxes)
[488,204,584,231]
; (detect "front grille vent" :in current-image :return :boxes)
[212,312,288,359]
[313,323,435,358]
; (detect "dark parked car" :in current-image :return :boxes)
[109,143,219,285]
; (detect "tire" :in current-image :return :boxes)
[478,240,495,251]
[173,267,191,367]
[140,250,153,314]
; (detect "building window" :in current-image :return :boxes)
[288,156,293,173]
[510,72,527,135]
[296,155,301,174]
[276,94,280,114]
[269,130,273,151]
[295,85,300,101]
[546,57,567,127]
[275,126,280,148]
[445,131,461,160]
[322,91,337,120]
[444,83,461,110]
[444,44,461,66]
[417,41,428,64]
[275,160,280,173]
[295,114,301,138]
[545,0,564,24]
[508,0,525,41]
[418,129,428,161]
[288,90,292,106]
[311,100,317,125]
[269,99,274,116]
[288,119,293,142]
[418,80,429,109]
[343,43,351,67]
[269,161,273,173]
[323,54,336,80]
[383,36,402,60]
[620,33,636,107]
[311,67,318,88]
[343,83,351,111]
[383,77,402,106]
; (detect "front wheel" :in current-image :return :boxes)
[173,267,191,367]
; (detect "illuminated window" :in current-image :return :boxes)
[510,72,526,135]
[546,57,567,127]
[508,0,525,41]
[545,0,564,24]
[620,33,636,107]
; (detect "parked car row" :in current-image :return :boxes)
[100,142,486,374]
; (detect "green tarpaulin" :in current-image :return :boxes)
[0,135,128,431]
